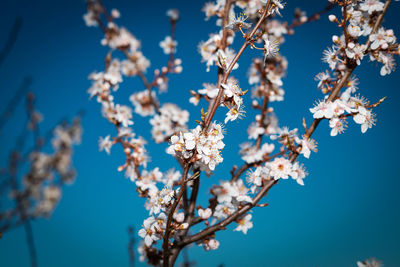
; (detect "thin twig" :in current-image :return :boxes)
[203,0,273,130]
[0,17,22,69]
[163,164,190,267]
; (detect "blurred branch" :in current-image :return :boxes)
[127,226,136,267]
[287,3,335,29]
[181,247,195,267]
[9,151,38,267]
[0,76,33,135]
[0,17,22,69]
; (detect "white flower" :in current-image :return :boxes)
[137,243,146,262]
[369,28,396,50]
[198,83,219,98]
[125,164,138,182]
[184,132,196,150]
[291,162,308,186]
[379,52,396,76]
[169,123,225,171]
[118,127,134,138]
[215,181,239,203]
[332,99,353,117]
[202,2,219,20]
[130,90,156,116]
[83,11,98,27]
[329,118,347,136]
[234,214,253,234]
[240,143,274,164]
[348,24,363,38]
[166,9,179,21]
[248,64,260,85]
[247,122,265,140]
[299,137,317,159]
[247,166,267,185]
[213,203,236,220]
[346,43,366,65]
[99,135,113,154]
[267,70,283,87]
[198,208,212,220]
[160,36,177,55]
[309,100,334,119]
[353,106,376,133]
[159,183,177,206]
[235,179,253,203]
[138,217,159,247]
[359,0,384,14]
[225,13,251,32]
[217,48,239,70]
[203,238,220,251]
[173,212,185,223]
[267,157,292,180]
[111,9,120,19]
[104,59,122,87]
[261,0,284,16]
[266,20,287,37]
[322,46,338,70]
[224,106,245,124]
[150,103,189,143]
[357,257,383,267]
[114,104,133,127]
[315,71,331,91]
[263,37,279,61]
[270,127,298,146]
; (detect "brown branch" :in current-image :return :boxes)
[342,1,350,47]
[287,3,335,29]
[163,164,190,267]
[231,149,288,182]
[206,0,235,117]
[176,0,393,253]
[179,179,276,247]
[255,93,269,149]
[291,0,392,162]
[168,174,200,266]
[203,0,273,130]
[137,70,161,114]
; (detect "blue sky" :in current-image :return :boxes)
[0,0,400,266]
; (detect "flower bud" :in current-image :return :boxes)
[332,35,340,44]
[175,58,182,65]
[175,65,183,73]
[111,9,120,19]
[328,14,337,23]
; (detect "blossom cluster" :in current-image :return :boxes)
[83,0,399,265]
[0,115,82,232]
[314,0,399,136]
[150,104,189,143]
[167,122,225,172]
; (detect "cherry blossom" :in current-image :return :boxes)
[354,106,376,133]
[234,214,253,234]
[160,36,177,55]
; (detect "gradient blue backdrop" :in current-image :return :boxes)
[1,0,400,266]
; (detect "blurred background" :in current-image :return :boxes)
[0,0,399,266]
